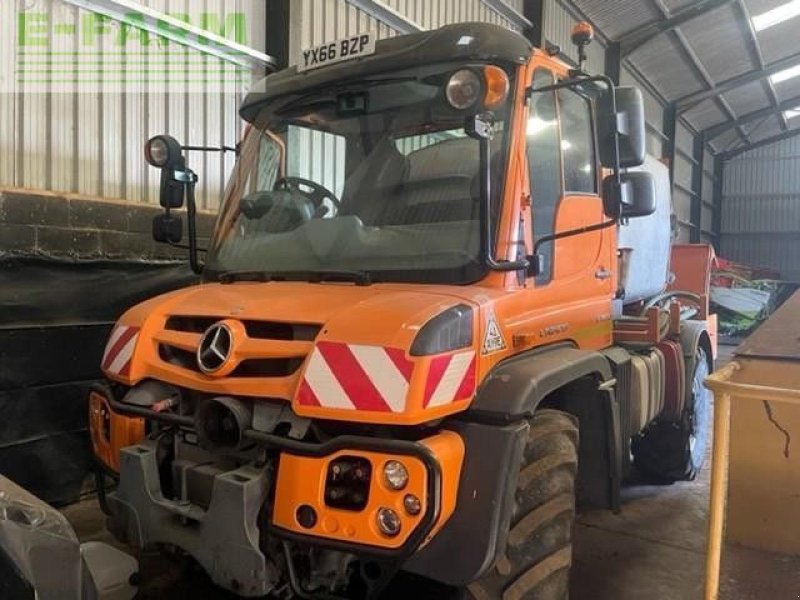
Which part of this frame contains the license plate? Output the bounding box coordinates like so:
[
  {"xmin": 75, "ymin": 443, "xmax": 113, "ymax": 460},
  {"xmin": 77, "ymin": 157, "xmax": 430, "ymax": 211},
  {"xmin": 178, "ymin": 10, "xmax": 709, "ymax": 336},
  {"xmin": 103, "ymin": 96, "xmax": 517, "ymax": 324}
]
[{"xmin": 297, "ymin": 33, "xmax": 376, "ymax": 73}]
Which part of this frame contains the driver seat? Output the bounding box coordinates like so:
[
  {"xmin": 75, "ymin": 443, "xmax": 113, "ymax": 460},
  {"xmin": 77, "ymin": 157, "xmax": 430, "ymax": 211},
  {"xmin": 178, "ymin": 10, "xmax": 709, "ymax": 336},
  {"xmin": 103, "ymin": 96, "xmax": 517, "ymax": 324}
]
[{"xmin": 338, "ymin": 136, "xmax": 410, "ymax": 226}]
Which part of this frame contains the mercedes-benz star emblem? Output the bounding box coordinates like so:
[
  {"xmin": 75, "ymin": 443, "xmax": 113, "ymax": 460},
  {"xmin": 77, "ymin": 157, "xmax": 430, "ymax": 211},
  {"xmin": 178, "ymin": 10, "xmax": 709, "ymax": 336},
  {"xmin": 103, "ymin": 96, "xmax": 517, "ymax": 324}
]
[{"xmin": 197, "ymin": 323, "xmax": 233, "ymax": 374}]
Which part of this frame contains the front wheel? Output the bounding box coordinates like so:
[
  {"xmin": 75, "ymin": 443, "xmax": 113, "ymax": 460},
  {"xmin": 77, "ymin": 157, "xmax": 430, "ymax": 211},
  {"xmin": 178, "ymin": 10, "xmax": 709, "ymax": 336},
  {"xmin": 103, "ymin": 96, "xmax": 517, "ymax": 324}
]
[{"xmin": 465, "ymin": 409, "xmax": 578, "ymax": 600}]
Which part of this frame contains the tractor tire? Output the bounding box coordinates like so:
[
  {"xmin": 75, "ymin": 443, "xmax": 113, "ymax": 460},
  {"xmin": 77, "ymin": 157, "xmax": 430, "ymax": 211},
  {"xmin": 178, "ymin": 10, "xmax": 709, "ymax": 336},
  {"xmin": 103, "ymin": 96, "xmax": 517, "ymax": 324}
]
[
  {"xmin": 632, "ymin": 348, "xmax": 712, "ymax": 481},
  {"xmin": 464, "ymin": 409, "xmax": 578, "ymax": 600}
]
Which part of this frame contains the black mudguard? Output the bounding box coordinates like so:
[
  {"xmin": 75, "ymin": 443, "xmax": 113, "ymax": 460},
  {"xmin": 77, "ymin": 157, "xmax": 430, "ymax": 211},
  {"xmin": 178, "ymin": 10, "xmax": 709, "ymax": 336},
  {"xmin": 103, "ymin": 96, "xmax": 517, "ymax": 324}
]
[{"xmin": 406, "ymin": 344, "xmax": 618, "ymax": 585}]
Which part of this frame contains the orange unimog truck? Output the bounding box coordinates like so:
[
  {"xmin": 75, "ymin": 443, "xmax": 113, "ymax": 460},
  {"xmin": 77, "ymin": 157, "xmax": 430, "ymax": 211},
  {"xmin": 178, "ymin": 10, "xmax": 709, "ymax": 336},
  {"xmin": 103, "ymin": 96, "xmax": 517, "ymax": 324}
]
[{"xmin": 88, "ymin": 22, "xmax": 716, "ymax": 600}]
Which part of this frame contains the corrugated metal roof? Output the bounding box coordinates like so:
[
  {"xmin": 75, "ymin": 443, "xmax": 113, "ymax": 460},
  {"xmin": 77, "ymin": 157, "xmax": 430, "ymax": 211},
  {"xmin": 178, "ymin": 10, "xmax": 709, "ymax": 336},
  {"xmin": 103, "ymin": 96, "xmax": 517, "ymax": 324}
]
[
  {"xmin": 746, "ymin": 116, "xmax": 795, "ymax": 142},
  {"xmin": 684, "ymin": 98, "xmax": 730, "ymax": 131},
  {"xmin": 627, "ymin": 35, "xmax": 708, "ymax": 98},
  {"xmin": 572, "ymin": 0, "xmax": 800, "ymax": 156},
  {"xmin": 663, "ymin": 0, "xmax": 699, "ymax": 11},
  {"xmin": 680, "ymin": 4, "xmax": 757, "ymax": 82},
  {"xmin": 723, "ymin": 80, "xmax": 772, "ymax": 115},
  {"xmin": 754, "ymin": 14, "xmax": 800, "ymax": 63},
  {"xmin": 712, "ymin": 129, "xmax": 744, "ymax": 153},
  {"xmin": 773, "ymin": 77, "xmax": 800, "ymax": 103},
  {"xmin": 571, "ymin": 0, "xmax": 661, "ymax": 40}
]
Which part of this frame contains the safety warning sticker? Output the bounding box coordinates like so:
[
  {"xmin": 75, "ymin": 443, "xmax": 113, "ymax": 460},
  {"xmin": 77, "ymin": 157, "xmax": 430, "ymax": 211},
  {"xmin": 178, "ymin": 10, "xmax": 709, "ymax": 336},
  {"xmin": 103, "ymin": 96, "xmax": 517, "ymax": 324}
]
[{"xmin": 482, "ymin": 314, "xmax": 507, "ymax": 355}]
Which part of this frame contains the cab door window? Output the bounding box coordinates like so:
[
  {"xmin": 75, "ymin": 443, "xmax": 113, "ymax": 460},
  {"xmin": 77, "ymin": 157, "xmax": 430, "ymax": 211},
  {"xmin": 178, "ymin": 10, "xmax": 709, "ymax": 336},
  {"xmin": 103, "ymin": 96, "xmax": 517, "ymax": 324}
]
[
  {"xmin": 527, "ymin": 68, "xmax": 562, "ymax": 285},
  {"xmin": 557, "ymin": 88, "xmax": 597, "ymax": 194}
]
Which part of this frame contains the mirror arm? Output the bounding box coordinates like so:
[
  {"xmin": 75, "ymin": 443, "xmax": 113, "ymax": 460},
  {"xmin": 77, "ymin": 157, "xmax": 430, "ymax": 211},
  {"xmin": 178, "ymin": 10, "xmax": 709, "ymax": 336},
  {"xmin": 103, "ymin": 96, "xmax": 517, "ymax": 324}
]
[
  {"xmin": 530, "ymin": 219, "xmax": 617, "ymax": 273},
  {"xmin": 183, "ymin": 172, "xmax": 204, "ymax": 275},
  {"xmin": 472, "ymin": 115, "xmax": 529, "ymax": 273}
]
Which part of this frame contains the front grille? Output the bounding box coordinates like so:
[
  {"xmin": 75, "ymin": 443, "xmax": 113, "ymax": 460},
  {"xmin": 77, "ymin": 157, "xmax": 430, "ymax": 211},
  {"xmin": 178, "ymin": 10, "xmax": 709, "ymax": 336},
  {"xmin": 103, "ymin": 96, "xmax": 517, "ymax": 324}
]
[
  {"xmin": 158, "ymin": 345, "xmax": 304, "ymax": 378},
  {"xmin": 165, "ymin": 316, "xmax": 321, "ymax": 342},
  {"xmin": 232, "ymin": 358, "xmax": 304, "ymax": 377},
  {"xmin": 159, "ymin": 344, "xmax": 197, "ymax": 371},
  {"xmin": 158, "ymin": 315, "xmax": 315, "ymax": 378}
]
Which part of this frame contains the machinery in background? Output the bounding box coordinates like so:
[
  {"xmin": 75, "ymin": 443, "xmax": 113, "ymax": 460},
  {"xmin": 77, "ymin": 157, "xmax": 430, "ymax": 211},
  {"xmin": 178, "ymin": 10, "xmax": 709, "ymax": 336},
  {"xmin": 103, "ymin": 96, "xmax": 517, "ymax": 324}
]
[{"xmin": 88, "ymin": 21, "xmax": 715, "ymax": 599}]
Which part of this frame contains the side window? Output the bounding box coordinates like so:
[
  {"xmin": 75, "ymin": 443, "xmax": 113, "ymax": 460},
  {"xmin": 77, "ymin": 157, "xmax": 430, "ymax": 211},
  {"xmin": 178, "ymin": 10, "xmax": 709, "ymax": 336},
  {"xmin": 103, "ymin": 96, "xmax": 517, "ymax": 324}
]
[
  {"xmin": 527, "ymin": 69, "xmax": 563, "ymax": 285},
  {"xmin": 557, "ymin": 88, "xmax": 597, "ymax": 194}
]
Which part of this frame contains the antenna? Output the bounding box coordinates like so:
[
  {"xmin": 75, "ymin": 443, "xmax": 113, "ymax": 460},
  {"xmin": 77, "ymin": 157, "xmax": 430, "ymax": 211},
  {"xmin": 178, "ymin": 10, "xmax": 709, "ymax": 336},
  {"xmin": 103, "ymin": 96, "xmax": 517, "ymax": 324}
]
[{"xmin": 571, "ymin": 22, "xmax": 595, "ymax": 72}]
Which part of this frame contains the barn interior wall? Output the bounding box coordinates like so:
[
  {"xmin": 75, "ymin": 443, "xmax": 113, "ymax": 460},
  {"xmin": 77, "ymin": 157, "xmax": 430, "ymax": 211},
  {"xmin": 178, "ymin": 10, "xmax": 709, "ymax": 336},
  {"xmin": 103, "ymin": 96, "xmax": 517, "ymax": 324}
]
[{"xmin": 721, "ymin": 136, "xmax": 800, "ymax": 282}]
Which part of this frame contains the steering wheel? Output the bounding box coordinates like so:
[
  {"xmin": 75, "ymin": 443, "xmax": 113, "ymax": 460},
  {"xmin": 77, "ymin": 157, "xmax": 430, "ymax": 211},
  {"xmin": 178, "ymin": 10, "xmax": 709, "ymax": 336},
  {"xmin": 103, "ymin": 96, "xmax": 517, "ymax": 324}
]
[{"xmin": 274, "ymin": 177, "xmax": 341, "ymax": 212}]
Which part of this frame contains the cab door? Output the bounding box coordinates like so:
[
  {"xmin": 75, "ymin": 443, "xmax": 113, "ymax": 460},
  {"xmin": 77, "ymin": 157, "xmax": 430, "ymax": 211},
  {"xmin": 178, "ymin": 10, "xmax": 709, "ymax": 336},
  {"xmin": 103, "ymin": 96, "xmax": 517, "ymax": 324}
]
[{"xmin": 525, "ymin": 63, "xmax": 615, "ymax": 346}]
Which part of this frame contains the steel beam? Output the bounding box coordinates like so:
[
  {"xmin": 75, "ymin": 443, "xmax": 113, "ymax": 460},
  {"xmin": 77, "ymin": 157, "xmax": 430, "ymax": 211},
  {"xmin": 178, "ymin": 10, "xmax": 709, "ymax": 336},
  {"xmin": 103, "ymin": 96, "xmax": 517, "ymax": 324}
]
[
  {"xmin": 619, "ymin": 0, "xmax": 734, "ymax": 57},
  {"xmin": 733, "ymin": 0, "xmax": 787, "ymax": 131},
  {"xmin": 721, "ymin": 127, "xmax": 800, "ymax": 160},
  {"xmin": 663, "ymin": 102, "xmax": 678, "ymax": 189},
  {"xmin": 481, "ymin": 0, "xmax": 533, "ymax": 31},
  {"xmin": 605, "ymin": 42, "xmax": 622, "ymax": 85},
  {"xmin": 265, "ymin": 0, "xmax": 291, "ymax": 69},
  {"xmin": 62, "ymin": 0, "xmax": 277, "ymax": 71},
  {"xmin": 711, "ymin": 154, "xmax": 724, "ymax": 250},
  {"xmin": 521, "ymin": 0, "xmax": 546, "ymax": 48},
  {"xmin": 677, "ymin": 50, "xmax": 800, "ymax": 112},
  {"xmin": 690, "ymin": 134, "xmax": 706, "ymax": 243},
  {"xmin": 345, "ymin": 0, "xmax": 423, "ymax": 34},
  {"xmin": 703, "ymin": 93, "xmax": 800, "ymax": 140}
]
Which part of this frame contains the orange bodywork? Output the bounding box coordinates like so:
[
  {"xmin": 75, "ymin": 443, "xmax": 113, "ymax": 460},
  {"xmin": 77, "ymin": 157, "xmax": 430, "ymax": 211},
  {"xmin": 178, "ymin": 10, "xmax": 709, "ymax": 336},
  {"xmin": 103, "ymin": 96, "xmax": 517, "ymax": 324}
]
[
  {"xmin": 92, "ymin": 51, "xmax": 634, "ymax": 555},
  {"xmin": 88, "ymin": 390, "xmax": 145, "ymax": 473},
  {"xmin": 102, "ymin": 51, "xmax": 615, "ymax": 428},
  {"xmin": 272, "ymin": 431, "xmax": 464, "ymax": 549}
]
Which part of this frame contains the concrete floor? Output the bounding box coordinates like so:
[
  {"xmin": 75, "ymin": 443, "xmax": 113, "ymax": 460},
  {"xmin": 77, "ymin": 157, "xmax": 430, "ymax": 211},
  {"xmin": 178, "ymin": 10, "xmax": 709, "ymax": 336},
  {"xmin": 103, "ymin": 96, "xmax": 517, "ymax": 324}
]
[{"xmin": 63, "ymin": 345, "xmax": 800, "ymax": 599}]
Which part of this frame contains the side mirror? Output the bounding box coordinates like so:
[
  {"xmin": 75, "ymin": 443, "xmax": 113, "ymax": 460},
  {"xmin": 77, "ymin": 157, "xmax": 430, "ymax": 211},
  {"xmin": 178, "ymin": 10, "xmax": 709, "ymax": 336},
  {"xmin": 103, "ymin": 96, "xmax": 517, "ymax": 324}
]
[
  {"xmin": 152, "ymin": 214, "xmax": 183, "ymax": 244},
  {"xmin": 598, "ymin": 86, "xmax": 646, "ymax": 169},
  {"xmin": 603, "ymin": 171, "xmax": 656, "ymax": 219}
]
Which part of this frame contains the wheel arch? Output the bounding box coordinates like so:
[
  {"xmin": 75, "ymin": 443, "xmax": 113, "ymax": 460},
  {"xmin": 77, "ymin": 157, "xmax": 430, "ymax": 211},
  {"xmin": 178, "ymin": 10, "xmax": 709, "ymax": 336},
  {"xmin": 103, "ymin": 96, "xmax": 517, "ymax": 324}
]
[
  {"xmin": 469, "ymin": 342, "xmax": 616, "ymax": 422},
  {"xmin": 679, "ymin": 320, "xmax": 714, "ymax": 395},
  {"xmin": 405, "ymin": 344, "xmax": 621, "ymax": 587}
]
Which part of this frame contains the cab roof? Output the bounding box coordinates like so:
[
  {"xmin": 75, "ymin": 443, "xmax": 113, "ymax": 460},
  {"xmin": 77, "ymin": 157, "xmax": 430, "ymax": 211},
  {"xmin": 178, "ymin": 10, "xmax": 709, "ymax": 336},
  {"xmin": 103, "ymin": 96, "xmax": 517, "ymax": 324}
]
[{"xmin": 240, "ymin": 22, "xmax": 532, "ymax": 124}]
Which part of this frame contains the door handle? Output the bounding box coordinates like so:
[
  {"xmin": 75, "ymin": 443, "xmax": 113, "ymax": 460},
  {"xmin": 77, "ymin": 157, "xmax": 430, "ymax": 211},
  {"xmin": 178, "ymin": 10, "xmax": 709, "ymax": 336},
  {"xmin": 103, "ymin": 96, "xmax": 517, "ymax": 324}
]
[{"xmin": 595, "ymin": 268, "xmax": 612, "ymax": 280}]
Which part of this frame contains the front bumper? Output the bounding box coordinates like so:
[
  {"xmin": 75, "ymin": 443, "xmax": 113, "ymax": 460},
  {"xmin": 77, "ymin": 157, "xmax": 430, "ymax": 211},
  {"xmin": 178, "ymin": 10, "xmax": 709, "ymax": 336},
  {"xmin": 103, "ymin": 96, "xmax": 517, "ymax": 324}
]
[
  {"xmin": 263, "ymin": 430, "xmax": 464, "ymax": 556},
  {"xmin": 108, "ymin": 441, "xmax": 274, "ymax": 597},
  {"xmin": 108, "ymin": 428, "xmax": 464, "ymax": 597}
]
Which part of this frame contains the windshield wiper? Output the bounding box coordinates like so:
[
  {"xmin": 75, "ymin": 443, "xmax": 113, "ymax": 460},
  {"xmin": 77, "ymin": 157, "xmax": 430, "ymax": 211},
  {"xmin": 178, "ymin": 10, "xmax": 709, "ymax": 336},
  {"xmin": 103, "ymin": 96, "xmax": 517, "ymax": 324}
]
[{"xmin": 218, "ymin": 270, "xmax": 372, "ymax": 286}]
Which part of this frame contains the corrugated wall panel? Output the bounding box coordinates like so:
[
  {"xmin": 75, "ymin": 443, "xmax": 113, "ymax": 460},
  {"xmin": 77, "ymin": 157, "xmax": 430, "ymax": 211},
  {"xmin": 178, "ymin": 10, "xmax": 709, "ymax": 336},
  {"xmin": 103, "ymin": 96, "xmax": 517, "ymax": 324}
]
[
  {"xmin": 1, "ymin": 0, "xmax": 262, "ymax": 210},
  {"xmin": 0, "ymin": 1, "xmax": 16, "ymax": 187},
  {"xmin": 673, "ymin": 122, "xmax": 695, "ymax": 241},
  {"xmin": 721, "ymin": 134, "xmax": 800, "ymax": 281},
  {"xmin": 50, "ymin": 3, "xmax": 78, "ymax": 194},
  {"xmin": 620, "ymin": 65, "xmax": 665, "ymax": 156}
]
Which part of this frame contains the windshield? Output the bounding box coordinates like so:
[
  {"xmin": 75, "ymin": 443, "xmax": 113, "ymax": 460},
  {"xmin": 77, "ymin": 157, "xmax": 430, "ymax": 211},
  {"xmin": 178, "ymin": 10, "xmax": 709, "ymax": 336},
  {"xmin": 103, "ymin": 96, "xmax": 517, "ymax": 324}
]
[{"xmin": 206, "ymin": 64, "xmax": 515, "ymax": 285}]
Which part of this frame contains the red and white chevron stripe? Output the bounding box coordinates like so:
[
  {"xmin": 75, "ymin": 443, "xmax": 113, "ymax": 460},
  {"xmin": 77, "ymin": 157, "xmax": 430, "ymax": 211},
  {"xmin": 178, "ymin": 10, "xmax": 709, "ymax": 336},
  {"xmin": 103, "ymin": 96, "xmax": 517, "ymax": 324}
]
[
  {"xmin": 423, "ymin": 351, "xmax": 476, "ymax": 408},
  {"xmin": 297, "ymin": 342, "xmax": 414, "ymax": 413},
  {"xmin": 101, "ymin": 325, "xmax": 140, "ymax": 377}
]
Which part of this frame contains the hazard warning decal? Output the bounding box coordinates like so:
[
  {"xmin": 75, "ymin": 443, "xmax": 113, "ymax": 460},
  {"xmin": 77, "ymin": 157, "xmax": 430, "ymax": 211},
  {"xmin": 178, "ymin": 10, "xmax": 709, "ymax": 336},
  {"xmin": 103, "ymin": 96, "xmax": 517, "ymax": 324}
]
[
  {"xmin": 423, "ymin": 351, "xmax": 476, "ymax": 408},
  {"xmin": 101, "ymin": 325, "xmax": 140, "ymax": 377},
  {"xmin": 297, "ymin": 342, "xmax": 415, "ymax": 413},
  {"xmin": 482, "ymin": 314, "xmax": 507, "ymax": 355}
]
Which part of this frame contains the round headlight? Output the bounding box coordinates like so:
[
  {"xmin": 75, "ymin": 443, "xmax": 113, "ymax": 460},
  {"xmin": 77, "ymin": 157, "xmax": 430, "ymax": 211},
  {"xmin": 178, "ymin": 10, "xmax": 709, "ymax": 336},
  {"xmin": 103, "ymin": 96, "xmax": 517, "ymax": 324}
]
[
  {"xmin": 145, "ymin": 135, "xmax": 182, "ymax": 169},
  {"xmin": 446, "ymin": 69, "xmax": 482, "ymax": 110},
  {"xmin": 383, "ymin": 460, "xmax": 409, "ymax": 491},
  {"xmin": 145, "ymin": 138, "xmax": 169, "ymax": 168},
  {"xmin": 376, "ymin": 507, "xmax": 402, "ymax": 537}
]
